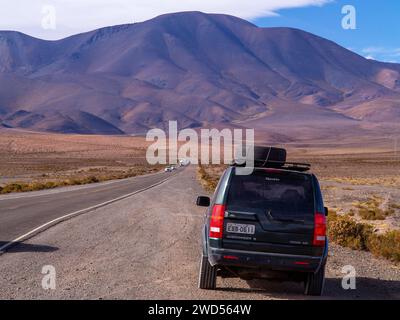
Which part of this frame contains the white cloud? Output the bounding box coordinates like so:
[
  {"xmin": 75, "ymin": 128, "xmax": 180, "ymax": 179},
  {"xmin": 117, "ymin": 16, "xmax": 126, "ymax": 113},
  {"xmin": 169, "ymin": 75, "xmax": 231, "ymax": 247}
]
[
  {"xmin": 363, "ymin": 47, "xmax": 400, "ymax": 56},
  {"xmin": 362, "ymin": 47, "xmax": 400, "ymax": 62},
  {"xmin": 362, "ymin": 47, "xmax": 384, "ymax": 54},
  {"xmin": 0, "ymin": 0, "xmax": 330, "ymax": 39}
]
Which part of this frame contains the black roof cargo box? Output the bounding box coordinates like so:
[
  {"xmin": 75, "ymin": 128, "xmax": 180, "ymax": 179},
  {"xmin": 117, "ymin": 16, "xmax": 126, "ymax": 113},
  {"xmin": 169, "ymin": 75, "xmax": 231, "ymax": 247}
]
[
  {"xmin": 234, "ymin": 146, "xmax": 286, "ymax": 167},
  {"xmin": 233, "ymin": 146, "xmax": 311, "ymax": 172}
]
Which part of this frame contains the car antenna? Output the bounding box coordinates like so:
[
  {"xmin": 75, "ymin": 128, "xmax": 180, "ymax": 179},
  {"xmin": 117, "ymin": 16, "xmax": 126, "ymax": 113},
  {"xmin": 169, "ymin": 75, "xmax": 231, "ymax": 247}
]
[{"xmin": 262, "ymin": 147, "xmax": 273, "ymax": 168}]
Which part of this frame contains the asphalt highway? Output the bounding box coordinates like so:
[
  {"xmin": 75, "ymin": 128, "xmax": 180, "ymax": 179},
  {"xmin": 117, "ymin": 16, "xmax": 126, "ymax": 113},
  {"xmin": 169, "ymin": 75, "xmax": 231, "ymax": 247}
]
[{"xmin": 0, "ymin": 170, "xmax": 175, "ymax": 242}]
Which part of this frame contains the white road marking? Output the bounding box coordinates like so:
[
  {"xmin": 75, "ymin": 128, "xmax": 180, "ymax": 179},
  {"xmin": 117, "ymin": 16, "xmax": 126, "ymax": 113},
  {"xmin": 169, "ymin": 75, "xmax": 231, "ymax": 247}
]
[
  {"xmin": 0, "ymin": 171, "xmax": 164, "ymax": 201},
  {"xmin": 0, "ymin": 173, "xmax": 178, "ymax": 255}
]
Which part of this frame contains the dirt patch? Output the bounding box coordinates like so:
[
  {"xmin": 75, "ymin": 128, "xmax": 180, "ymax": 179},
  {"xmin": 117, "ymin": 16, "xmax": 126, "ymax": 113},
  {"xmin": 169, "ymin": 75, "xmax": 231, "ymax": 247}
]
[{"xmin": 0, "ymin": 130, "xmax": 162, "ymax": 193}]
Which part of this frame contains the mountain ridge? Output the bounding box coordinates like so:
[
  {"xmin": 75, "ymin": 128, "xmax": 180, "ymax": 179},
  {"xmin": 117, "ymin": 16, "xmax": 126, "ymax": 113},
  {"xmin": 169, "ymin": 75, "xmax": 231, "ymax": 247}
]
[{"xmin": 0, "ymin": 11, "xmax": 399, "ymax": 138}]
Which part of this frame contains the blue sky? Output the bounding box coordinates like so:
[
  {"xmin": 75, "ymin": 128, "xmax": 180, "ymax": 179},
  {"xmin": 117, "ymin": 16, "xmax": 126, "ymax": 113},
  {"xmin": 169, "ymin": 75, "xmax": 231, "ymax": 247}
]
[
  {"xmin": 254, "ymin": 0, "xmax": 400, "ymax": 63},
  {"xmin": 0, "ymin": 1, "xmax": 398, "ymax": 63}
]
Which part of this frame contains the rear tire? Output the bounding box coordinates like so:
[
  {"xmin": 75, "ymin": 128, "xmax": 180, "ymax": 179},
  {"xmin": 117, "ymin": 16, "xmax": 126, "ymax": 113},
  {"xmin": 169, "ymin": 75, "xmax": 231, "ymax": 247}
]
[
  {"xmin": 198, "ymin": 254, "xmax": 217, "ymax": 290},
  {"xmin": 304, "ymin": 263, "xmax": 325, "ymax": 296}
]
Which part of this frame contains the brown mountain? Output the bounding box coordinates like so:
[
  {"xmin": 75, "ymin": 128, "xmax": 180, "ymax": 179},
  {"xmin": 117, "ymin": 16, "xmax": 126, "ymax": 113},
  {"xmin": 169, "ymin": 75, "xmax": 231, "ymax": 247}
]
[{"xmin": 0, "ymin": 11, "xmax": 399, "ymax": 138}]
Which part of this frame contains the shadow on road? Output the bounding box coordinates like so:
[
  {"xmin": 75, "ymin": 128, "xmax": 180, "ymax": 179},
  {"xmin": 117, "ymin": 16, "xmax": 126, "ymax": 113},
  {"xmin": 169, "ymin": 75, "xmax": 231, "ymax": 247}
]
[
  {"xmin": 323, "ymin": 277, "xmax": 400, "ymax": 300},
  {"xmin": 218, "ymin": 277, "xmax": 400, "ymax": 300},
  {"xmin": 0, "ymin": 241, "xmax": 58, "ymax": 254}
]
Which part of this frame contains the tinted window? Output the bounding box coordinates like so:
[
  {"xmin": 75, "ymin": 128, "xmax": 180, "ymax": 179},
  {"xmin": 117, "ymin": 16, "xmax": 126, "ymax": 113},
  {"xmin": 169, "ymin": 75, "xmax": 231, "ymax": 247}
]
[{"xmin": 226, "ymin": 170, "xmax": 314, "ymax": 217}]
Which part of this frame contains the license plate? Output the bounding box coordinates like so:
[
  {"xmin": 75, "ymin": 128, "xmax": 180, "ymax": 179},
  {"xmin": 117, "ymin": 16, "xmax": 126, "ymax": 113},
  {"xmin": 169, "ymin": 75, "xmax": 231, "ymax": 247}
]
[{"xmin": 226, "ymin": 223, "xmax": 255, "ymax": 235}]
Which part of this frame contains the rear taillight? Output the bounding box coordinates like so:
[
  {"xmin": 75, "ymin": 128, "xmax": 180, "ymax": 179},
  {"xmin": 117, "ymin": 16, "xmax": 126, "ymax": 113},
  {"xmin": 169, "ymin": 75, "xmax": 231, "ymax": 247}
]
[
  {"xmin": 313, "ymin": 212, "xmax": 326, "ymax": 247},
  {"xmin": 209, "ymin": 204, "xmax": 226, "ymax": 239},
  {"xmin": 223, "ymin": 255, "xmax": 239, "ymax": 261},
  {"xmin": 294, "ymin": 261, "xmax": 310, "ymax": 265}
]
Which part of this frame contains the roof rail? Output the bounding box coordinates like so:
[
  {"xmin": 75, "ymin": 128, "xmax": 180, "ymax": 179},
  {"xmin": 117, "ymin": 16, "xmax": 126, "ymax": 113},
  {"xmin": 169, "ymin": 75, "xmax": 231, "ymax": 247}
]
[{"xmin": 231, "ymin": 160, "xmax": 311, "ymax": 172}]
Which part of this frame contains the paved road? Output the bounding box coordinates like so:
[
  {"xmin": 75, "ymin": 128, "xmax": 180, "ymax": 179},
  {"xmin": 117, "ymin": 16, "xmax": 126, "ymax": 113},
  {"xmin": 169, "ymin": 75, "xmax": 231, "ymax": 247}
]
[
  {"xmin": 0, "ymin": 166, "xmax": 399, "ymax": 299},
  {"xmin": 0, "ymin": 170, "xmax": 176, "ymax": 242}
]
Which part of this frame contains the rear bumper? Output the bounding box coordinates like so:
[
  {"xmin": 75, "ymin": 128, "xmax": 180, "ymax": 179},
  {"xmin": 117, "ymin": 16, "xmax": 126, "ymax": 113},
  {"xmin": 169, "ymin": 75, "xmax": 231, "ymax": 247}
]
[{"xmin": 208, "ymin": 247, "xmax": 324, "ymax": 273}]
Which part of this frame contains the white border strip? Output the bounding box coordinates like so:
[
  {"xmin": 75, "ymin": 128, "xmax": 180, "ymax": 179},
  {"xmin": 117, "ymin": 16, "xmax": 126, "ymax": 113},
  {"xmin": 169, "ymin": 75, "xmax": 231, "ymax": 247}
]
[
  {"xmin": 0, "ymin": 172, "xmax": 177, "ymax": 255},
  {"xmin": 0, "ymin": 171, "xmax": 164, "ymax": 201}
]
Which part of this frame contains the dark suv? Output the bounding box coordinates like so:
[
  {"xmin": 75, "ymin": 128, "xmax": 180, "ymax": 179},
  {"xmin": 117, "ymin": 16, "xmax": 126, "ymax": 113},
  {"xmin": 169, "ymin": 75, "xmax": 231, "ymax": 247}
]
[{"xmin": 196, "ymin": 149, "xmax": 328, "ymax": 296}]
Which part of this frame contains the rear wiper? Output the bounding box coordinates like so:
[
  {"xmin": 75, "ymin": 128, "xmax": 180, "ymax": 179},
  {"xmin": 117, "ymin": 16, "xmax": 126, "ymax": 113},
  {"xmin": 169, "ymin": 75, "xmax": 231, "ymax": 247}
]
[{"xmin": 266, "ymin": 210, "xmax": 305, "ymax": 224}]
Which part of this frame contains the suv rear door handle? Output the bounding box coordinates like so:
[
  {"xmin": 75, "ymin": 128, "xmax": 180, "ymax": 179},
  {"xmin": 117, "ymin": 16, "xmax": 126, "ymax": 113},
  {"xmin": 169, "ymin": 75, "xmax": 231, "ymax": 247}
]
[{"xmin": 226, "ymin": 210, "xmax": 257, "ymax": 221}]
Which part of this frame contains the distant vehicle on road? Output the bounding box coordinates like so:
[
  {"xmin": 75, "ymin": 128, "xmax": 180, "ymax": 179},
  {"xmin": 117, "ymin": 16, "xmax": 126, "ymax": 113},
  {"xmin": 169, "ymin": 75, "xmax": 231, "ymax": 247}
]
[
  {"xmin": 196, "ymin": 146, "xmax": 328, "ymax": 296},
  {"xmin": 165, "ymin": 165, "xmax": 177, "ymax": 172},
  {"xmin": 179, "ymin": 159, "xmax": 190, "ymax": 166}
]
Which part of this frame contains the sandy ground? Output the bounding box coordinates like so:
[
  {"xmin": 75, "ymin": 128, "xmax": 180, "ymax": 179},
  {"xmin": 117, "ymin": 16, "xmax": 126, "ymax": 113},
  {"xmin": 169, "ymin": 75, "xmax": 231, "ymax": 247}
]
[
  {"xmin": 0, "ymin": 130, "xmax": 152, "ymax": 184},
  {"xmin": 0, "ymin": 167, "xmax": 399, "ymax": 300}
]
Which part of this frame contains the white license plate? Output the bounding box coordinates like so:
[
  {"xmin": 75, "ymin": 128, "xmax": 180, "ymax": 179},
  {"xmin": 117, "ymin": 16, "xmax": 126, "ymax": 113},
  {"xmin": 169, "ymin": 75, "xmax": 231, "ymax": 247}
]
[{"xmin": 226, "ymin": 223, "xmax": 255, "ymax": 235}]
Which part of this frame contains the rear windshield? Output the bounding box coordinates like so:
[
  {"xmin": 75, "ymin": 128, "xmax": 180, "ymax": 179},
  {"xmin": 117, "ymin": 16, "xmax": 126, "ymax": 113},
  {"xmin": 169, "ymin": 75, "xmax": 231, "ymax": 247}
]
[{"xmin": 226, "ymin": 170, "xmax": 315, "ymax": 217}]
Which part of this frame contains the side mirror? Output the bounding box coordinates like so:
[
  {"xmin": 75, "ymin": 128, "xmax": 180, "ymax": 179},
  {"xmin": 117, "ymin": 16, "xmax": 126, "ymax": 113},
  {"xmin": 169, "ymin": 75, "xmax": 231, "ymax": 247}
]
[
  {"xmin": 196, "ymin": 196, "xmax": 210, "ymax": 207},
  {"xmin": 324, "ymin": 207, "xmax": 329, "ymax": 216}
]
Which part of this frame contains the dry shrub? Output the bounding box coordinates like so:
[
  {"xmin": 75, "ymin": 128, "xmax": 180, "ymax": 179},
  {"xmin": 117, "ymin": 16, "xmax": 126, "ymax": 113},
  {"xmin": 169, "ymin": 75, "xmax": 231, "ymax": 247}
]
[
  {"xmin": 328, "ymin": 211, "xmax": 373, "ymax": 250},
  {"xmin": 368, "ymin": 231, "xmax": 400, "ymax": 262},
  {"xmin": 355, "ymin": 196, "xmax": 395, "ymax": 220},
  {"xmin": 197, "ymin": 165, "xmax": 221, "ymax": 193},
  {"xmin": 389, "ymin": 203, "xmax": 400, "ymax": 210},
  {"xmin": 0, "ymin": 166, "xmax": 162, "ymax": 194},
  {"xmin": 328, "ymin": 210, "xmax": 400, "ymax": 263}
]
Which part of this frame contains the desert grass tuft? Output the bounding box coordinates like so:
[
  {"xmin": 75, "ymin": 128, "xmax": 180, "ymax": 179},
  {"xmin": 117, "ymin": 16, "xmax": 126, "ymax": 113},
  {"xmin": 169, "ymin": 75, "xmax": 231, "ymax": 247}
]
[
  {"xmin": 197, "ymin": 165, "xmax": 220, "ymax": 193},
  {"xmin": 328, "ymin": 211, "xmax": 373, "ymax": 250},
  {"xmin": 328, "ymin": 210, "xmax": 400, "ymax": 263},
  {"xmin": 0, "ymin": 166, "xmax": 162, "ymax": 194},
  {"xmin": 354, "ymin": 196, "xmax": 396, "ymax": 220}
]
